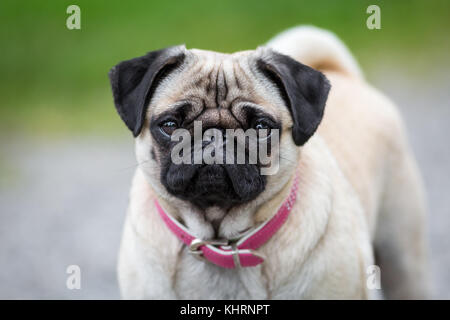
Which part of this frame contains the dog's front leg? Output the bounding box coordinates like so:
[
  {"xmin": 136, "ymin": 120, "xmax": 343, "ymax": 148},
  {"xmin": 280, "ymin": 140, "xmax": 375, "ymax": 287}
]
[{"xmin": 117, "ymin": 216, "xmax": 179, "ymax": 299}]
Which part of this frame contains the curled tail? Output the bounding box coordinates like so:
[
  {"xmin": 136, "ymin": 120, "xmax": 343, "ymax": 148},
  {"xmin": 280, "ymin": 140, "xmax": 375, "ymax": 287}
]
[{"xmin": 266, "ymin": 26, "xmax": 363, "ymax": 79}]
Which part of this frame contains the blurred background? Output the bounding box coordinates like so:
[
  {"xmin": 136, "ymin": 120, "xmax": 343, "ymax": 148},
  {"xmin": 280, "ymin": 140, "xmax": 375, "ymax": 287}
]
[{"xmin": 0, "ymin": 0, "xmax": 449, "ymax": 299}]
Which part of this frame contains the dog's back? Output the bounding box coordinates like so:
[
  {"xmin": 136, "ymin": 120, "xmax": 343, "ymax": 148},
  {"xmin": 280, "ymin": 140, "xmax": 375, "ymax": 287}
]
[{"xmin": 267, "ymin": 26, "xmax": 429, "ymax": 299}]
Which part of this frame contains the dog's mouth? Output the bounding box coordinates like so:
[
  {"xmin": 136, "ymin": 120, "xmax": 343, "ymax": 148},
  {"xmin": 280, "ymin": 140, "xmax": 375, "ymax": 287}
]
[{"xmin": 161, "ymin": 163, "xmax": 266, "ymax": 209}]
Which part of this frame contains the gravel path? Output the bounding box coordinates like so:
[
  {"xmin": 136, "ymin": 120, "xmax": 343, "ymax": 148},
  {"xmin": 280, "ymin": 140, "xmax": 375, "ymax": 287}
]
[{"xmin": 0, "ymin": 72, "xmax": 449, "ymax": 299}]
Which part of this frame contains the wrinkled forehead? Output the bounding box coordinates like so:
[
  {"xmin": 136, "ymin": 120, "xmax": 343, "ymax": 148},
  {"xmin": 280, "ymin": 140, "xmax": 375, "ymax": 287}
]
[{"xmin": 148, "ymin": 49, "xmax": 285, "ymax": 121}]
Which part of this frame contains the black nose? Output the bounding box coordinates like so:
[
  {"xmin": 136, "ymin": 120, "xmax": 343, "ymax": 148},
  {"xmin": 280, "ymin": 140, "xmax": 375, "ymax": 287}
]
[{"xmin": 162, "ymin": 162, "xmax": 266, "ymax": 209}]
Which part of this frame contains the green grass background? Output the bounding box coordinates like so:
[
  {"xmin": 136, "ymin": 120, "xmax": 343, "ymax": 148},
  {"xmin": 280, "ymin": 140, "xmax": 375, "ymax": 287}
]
[{"xmin": 0, "ymin": 0, "xmax": 449, "ymax": 136}]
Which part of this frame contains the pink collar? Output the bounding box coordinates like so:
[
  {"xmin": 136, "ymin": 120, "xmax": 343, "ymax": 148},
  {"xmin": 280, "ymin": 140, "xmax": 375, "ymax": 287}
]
[{"xmin": 154, "ymin": 172, "xmax": 300, "ymax": 269}]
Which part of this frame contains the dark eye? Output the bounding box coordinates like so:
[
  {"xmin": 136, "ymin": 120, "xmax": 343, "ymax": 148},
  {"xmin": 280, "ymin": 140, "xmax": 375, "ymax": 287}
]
[
  {"xmin": 252, "ymin": 118, "xmax": 274, "ymax": 139},
  {"xmin": 254, "ymin": 120, "xmax": 270, "ymax": 130},
  {"xmin": 253, "ymin": 118, "xmax": 271, "ymax": 130},
  {"xmin": 159, "ymin": 120, "xmax": 178, "ymax": 136}
]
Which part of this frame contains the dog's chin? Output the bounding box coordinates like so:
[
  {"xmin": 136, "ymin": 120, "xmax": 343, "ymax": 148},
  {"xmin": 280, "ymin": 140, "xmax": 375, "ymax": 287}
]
[{"xmin": 161, "ymin": 163, "xmax": 266, "ymax": 209}]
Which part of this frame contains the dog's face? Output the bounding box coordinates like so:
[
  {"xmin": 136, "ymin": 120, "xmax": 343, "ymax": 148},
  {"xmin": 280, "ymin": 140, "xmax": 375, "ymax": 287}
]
[{"xmin": 109, "ymin": 46, "xmax": 330, "ymax": 210}]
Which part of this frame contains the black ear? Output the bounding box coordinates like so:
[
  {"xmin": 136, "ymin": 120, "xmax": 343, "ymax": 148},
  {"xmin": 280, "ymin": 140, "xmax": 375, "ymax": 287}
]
[
  {"xmin": 257, "ymin": 50, "xmax": 331, "ymax": 146},
  {"xmin": 108, "ymin": 46, "xmax": 185, "ymax": 136}
]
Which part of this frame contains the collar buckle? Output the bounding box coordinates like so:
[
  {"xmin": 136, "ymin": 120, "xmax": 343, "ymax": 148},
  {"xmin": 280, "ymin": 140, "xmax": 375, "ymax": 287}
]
[{"xmin": 189, "ymin": 238, "xmax": 229, "ymax": 260}]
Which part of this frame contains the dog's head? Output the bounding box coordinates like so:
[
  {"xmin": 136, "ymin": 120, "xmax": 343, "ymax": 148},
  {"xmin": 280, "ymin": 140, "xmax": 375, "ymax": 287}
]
[{"xmin": 109, "ymin": 45, "xmax": 330, "ymax": 210}]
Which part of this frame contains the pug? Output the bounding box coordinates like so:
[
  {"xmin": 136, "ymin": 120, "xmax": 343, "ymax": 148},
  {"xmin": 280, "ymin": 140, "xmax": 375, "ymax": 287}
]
[{"xmin": 109, "ymin": 26, "xmax": 429, "ymax": 299}]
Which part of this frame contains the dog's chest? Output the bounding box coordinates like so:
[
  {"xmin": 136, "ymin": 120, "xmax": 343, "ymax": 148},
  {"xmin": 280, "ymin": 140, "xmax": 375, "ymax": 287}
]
[{"xmin": 174, "ymin": 251, "xmax": 269, "ymax": 299}]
